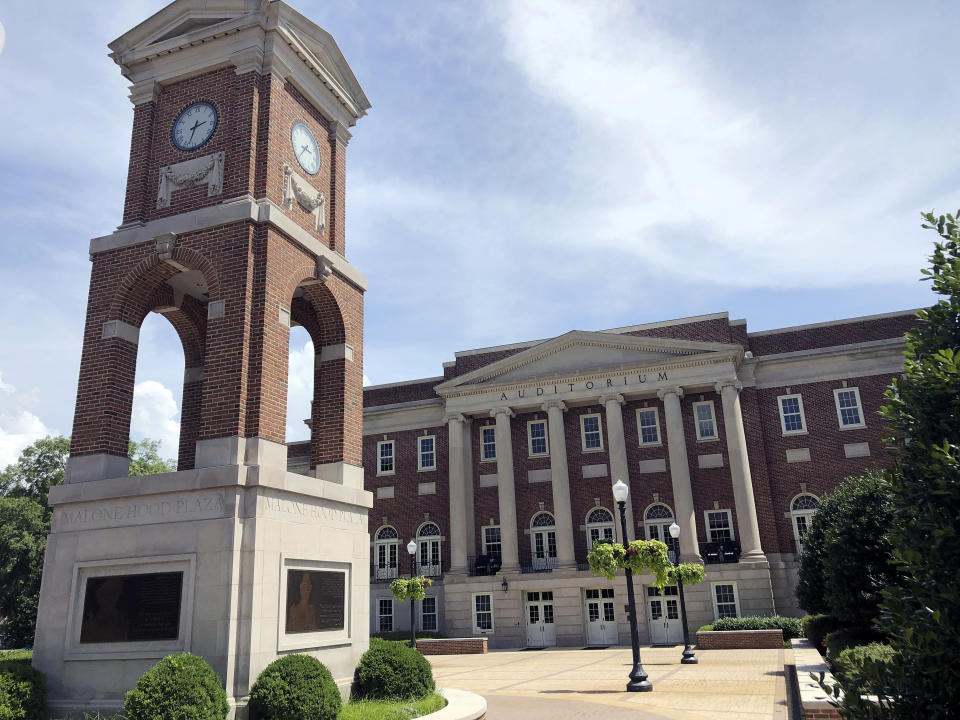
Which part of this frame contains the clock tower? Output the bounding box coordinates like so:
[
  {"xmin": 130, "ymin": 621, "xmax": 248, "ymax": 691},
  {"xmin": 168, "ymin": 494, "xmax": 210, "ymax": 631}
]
[{"xmin": 32, "ymin": 2, "xmax": 373, "ymax": 715}]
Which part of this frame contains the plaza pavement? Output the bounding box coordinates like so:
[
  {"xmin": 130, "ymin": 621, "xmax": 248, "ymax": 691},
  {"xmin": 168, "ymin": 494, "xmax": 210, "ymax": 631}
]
[{"xmin": 429, "ymin": 645, "xmax": 793, "ymax": 719}]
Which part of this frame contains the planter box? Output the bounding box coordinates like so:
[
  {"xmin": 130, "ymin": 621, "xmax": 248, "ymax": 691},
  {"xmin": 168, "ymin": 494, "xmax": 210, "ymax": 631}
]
[
  {"xmin": 696, "ymin": 629, "xmax": 783, "ymax": 649},
  {"xmin": 791, "ymin": 638, "xmax": 842, "ymax": 719},
  {"xmin": 417, "ymin": 638, "xmax": 488, "ymax": 655}
]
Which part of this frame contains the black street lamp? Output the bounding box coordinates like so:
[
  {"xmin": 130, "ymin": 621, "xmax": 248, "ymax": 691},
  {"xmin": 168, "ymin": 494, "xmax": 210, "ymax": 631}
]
[
  {"xmin": 612, "ymin": 479, "xmax": 653, "ymax": 692},
  {"xmin": 407, "ymin": 539, "xmax": 418, "ymax": 649},
  {"xmin": 668, "ymin": 522, "xmax": 697, "ymax": 664}
]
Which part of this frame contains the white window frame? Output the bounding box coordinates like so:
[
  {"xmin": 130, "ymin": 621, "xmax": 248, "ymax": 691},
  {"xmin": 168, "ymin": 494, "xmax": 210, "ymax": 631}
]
[
  {"xmin": 790, "ymin": 494, "xmax": 820, "ymax": 555},
  {"xmin": 419, "ymin": 595, "xmax": 438, "ymax": 632},
  {"xmin": 417, "ymin": 435, "xmax": 436, "ymax": 472},
  {"xmin": 777, "ymin": 394, "xmax": 807, "ymax": 436},
  {"xmin": 692, "ymin": 400, "xmax": 718, "ymax": 441},
  {"xmin": 711, "ymin": 581, "xmax": 740, "ymax": 620},
  {"xmin": 636, "ymin": 407, "xmax": 662, "ymax": 446},
  {"xmin": 585, "ymin": 507, "xmax": 615, "ymax": 549},
  {"xmin": 373, "ymin": 526, "xmax": 399, "ymax": 580},
  {"xmin": 527, "ymin": 419, "xmax": 549, "ymax": 458},
  {"xmin": 377, "ymin": 597, "xmax": 394, "ymax": 632},
  {"xmin": 703, "ymin": 509, "xmax": 736, "ymax": 543},
  {"xmin": 480, "ymin": 425, "xmax": 497, "ymax": 462},
  {"xmin": 472, "ymin": 592, "xmax": 494, "ymax": 634},
  {"xmin": 481, "ymin": 524, "xmax": 502, "ymax": 559},
  {"xmin": 376, "ymin": 440, "xmax": 395, "ymax": 476},
  {"xmin": 833, "ymin": 387, "xmax": 866, "ymax": 429},
  {"xmin": 580, "ymin": 413, "xmax": 604, "ymax": 452}
]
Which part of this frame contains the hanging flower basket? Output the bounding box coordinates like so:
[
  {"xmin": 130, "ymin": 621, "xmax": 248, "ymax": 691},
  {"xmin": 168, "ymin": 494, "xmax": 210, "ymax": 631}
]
[
  {"xmin": 390, "ymin": 576, "xmax": 433, "ymax": 601},
  {"xmin": 587, "ymin": 539, "xmax": 705, "ymax": 588}
]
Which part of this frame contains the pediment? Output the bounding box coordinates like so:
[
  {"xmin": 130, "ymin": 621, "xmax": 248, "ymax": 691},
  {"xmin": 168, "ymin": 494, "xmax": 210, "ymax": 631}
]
[
  {"xmin": 110, "ymin": 1, "xmax": 260, "ymax": 56},
  {"xmin": 436, "ymin": 331, "xmax": 742, "ymax": 394}
]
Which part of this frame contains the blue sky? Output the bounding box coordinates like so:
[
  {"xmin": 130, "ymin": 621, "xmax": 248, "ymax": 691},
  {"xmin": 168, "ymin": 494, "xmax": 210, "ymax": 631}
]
[{"xmin": 0, "ymin": 0, "xmax": 955, "ymax": 464}]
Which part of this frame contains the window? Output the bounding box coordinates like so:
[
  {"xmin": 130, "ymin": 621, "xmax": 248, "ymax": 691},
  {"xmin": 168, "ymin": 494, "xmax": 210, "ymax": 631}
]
[
  {"xmin": 693, "ymin": 401, "xmax": 718, "ymax": 441},
  {"xmin": 778, "ymin": 394, "xmax": 807, "ymax": 435},
  {"xmin": 636, "ymin": 407, "xmax": 661, "ymax": 446},
  {"xmin": 418, "ymin": 436, "xmax": 436, "ymax": 471},
  {"xmin": 377, "ymin": 440, "xmax": 395, "ymax": 475},
  {"xmin": 374, "ymin": 526, "xmax": 398, "ymax": 580},
  {"xmin": 711, "ymin": 582, "xmax": 740, "ymax": 619},
  {"xmin": 834, "ymin": 387, "xmax": 865, "ymax": 429},
  {"xmin": 791, "ymin": 494, "xmax": 820, "ymax": 554},
  {"xmin": 530, "ymin": 512, "xmax": 557, "ymax": 570},
  {"xmin": 527, "ymin": 420, "xmax": 548, "ymax": 457},
  {"xmin": 580, "ymin": 414, "xmax": 604, "ymax": 451},
  {"xmin": 481, "ymin": 426, "xmax": 497, "ymax": 462},
  {"xmin": 473, "ymin": 593, "xmax": 494, "ymax": 633},
  {"xmin": 417, "ymin": 522, "xmax": 442, "ymax": 576},
  {"xmin": 586, "ymin": 507, "xmax": 615, "ymax": 549},
  {"xmin": 420, "ymin": 596, "xmax": 438, "ymax": 632},
  {"xmin": 705, "ymin": 509, "xmax": 734, "ymax": 543},
  {"xmin": 378, "ymin": 598, "xmax": 393, "ymax": 631},
  {"xmin": 482, "ymin": 525, "xmax": 502, "ymax": 559},
  {"xmin": 644, "ymin": 504, "xmax": 679, "ymax": 558}
]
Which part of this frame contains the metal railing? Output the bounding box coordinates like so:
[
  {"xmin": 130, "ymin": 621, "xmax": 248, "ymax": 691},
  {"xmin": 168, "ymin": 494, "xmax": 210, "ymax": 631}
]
[{"xmin": 699, "ymin": 540, "xmax": 741, "ymax": 564}]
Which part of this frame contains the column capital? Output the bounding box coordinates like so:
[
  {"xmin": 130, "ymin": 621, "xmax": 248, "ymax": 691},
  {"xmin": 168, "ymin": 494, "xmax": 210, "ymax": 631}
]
[
  {"xmin": 714, "ymin": 380, "xmax": 743, "ymax": 395},
  {"xmin": 443, "ymin": 412, "xmax": 468, "ymax": 425},
  {"xmin": 541, "ymin": 399, "xmax": 567, "ymax": 413},
  {"xmin": 598, "ymin": 393, "xmax": 625, "ymax": 407},
  {"xmin": 657, "ymin": 386, "xmax": 684, "ymax": 401},
  {"xmin": 490, "ymin": 406, "xmax": 515, "ymax": 419}
]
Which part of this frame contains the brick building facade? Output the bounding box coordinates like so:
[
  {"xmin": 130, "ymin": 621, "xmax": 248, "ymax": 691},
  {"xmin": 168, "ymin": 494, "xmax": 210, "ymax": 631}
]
[{"xmin": 287, "ymin": 309, "xmax": 919, "ymax": 648}]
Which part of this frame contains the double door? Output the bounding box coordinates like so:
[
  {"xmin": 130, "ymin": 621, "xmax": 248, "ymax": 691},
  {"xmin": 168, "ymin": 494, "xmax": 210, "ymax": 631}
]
[
  {"xmin": 584, "ymin": 588, "xmax": 618, "ymax": 646},
  {"xmin": 525, "ymin": 591, "xmax": 556, "ymax": 648},
  {"xmin": 646, "ymin": 586, "xmax": 683, "ymax": 644},
  {"xmin": 418, "ymin": 539, "xmax": 441, "ymax": 577},
  {"xmin": 531, "ymin": 529, "xmax": 558, "ymax": 570}
]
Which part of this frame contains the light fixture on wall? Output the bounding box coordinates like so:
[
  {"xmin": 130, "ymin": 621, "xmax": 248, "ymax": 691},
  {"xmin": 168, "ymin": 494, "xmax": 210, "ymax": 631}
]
[{"xmin": 501, "ymin": 576, "xmax": 509, "ymax": 593}]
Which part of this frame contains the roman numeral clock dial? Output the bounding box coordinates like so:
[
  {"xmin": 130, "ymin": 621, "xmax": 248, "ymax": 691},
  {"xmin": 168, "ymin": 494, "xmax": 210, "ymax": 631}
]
[
  {"xmin": 291, "ymin": 121, "xmax": 320, "ymax": 175},
  {"xmin": 172, "ymin": 101, "xmax": 218, "ymax": 151}
]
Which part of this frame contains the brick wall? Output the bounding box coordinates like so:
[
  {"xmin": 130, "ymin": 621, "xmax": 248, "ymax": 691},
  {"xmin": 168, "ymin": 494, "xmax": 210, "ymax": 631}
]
[
  {"xmin": 696, "ymin": 629, "xmax": 783, "ymax": 649},
  {"xmin": 416, "ymin": 637, "xmax": 488, "ymax": 655}
]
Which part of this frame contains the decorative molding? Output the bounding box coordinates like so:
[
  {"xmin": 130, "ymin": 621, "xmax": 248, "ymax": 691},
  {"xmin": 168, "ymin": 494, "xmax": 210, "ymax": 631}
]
[
  {"xmin": 232, "ymin": 45, "xmax": 264, "ymax": 75},
  {"xmin": 157, "ymin": 151, "xmax": 224, "ymax": 208},
  {"xmin": 207, "ymin": 300, "xmax": 225, "ymax": 320},
  {"xmin": 715, "ymin": 380, "xmax": 743, "ymax": 395},
  {"xmin": 101, "ymin": 320, "xmax": 140, "ymax": 345},
  {"xmin": 128, "ymin": 81, "xmax": 160, "ymax": 105},
  {"xmin": 540, "ymin": 400, "xmax": 567, "ymax": 413},
  {"xmin": 657, "ymin": 386, "xmax": 684, "ymax": 401},
  {"xmin": 443, "ymin": 413, "xmax": 468, "ymax": 425},
  {"xmin": 598, "ymin": 393, "xmax": 625, "ymax": 406},
  {"xmin": 154, "ymin": 232, "xmax": 176, "ymax": 261},
  {"xmin": 489, "ymin": 407, "xmax": 515, "ymax": 419},
  {"xmin": 328, "ymin": 121, "xmax": 352, "ymax": 146},
  {"xmin": 283, "ymin": 164, "xmax": 326, "ymax": 233},
  {"xmin": 320, "ymin": 343, "xmax": 354, "ymax": 363}
]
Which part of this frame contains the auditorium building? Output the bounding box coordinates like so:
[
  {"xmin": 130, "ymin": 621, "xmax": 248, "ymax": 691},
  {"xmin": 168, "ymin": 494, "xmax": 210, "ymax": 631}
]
[{"xmin": 290, "ymin": 308, "xmax": 917, "ymax": 649}]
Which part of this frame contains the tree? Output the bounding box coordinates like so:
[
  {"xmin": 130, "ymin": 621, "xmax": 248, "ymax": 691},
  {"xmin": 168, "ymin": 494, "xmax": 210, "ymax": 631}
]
[
  {"xmin": 848, "ymin": 212, "xmax": 960, "ymax": 717},
  {"xmin": 128, "ymin": 438, "xmax": 176, "ymax": 476},
  {"xmin": 0, "ymin": 435, "xmax": 69, "ymax": 507},
  {"xmin": 0, "ymin": 497, "xmax": 48, "ymax": 648},
  {"xmin": 795, "ymin": 470, "xmax": 896, "ymax": 628}
]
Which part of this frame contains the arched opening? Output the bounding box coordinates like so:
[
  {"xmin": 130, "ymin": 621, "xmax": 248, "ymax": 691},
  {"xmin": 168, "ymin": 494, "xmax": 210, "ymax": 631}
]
[
  {"xmin": 643, "ymin": 503, "xmax": 678, "ymax": 557},
  {"xmin": 285, "ymin": 321, "xmax": 313, "ymax": 476},
  {"xmin": 790, "ymin": 494, "xmax": 820, "ymax": 554},
  {"xmin": 585, "ymin": 507, "xmax": 615, "ymax": 549},
  {"xmin": 416, "ymin": 522, "xmax": 442, "ymax": 577},
  {"xmin": 373, "ymin": 526, "xmax": 399, "ymax": 580},
  {"xmin": 530, "ymin": 511, "xmax": 557, "ymax": 570}
]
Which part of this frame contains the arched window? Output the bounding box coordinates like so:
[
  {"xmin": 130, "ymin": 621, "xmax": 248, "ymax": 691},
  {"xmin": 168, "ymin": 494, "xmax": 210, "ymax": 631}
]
[
  {"xmin": 417, "ymin": 522, "xmax": 442, "ymax": 577},
  {"xmin": 586, "ymin": 507, "xmax": 615, "ymax": 549},
  {"xmin": 530, "ymin": 512, "xmax": 557, "ymax": 570},
  {"xmin": 790, "ymin": 494, "xmax": 820, "ymax": 555},
  {"xmin": 644, "ymin": 504, "xmax": 678, "ymax": 557},
  {"xmin": 374, "ymin": 526, "xmax": 398, "ymax": 580}
]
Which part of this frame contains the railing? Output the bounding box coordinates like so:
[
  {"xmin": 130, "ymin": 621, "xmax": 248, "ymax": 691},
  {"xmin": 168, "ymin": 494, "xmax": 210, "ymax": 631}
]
[
  {"xmin": 420, "ymin": 563, "xmax": 442, "ymax": 578},
  {"xmin": 699, "ymin": 540, "xmax": 741, "ymax": 564},
  {"xmin": 519, "ymin": 550, "xmax": 558, "ymax": 573},
  {"xmin": 468, "ymin": 555, "xmax": 502, "ymax": 577},
  {"xmin": 371, "ymin": 565, "xmax": 398, "ymax": 583}
]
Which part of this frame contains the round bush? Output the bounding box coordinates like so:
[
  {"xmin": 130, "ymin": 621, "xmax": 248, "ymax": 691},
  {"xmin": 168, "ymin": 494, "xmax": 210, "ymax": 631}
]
[
  {"xmin": 353, "ymin": 639, "xmax": 435, "ymax": 700},
  {"xmin": 832, "ymin": 642, "xmax": 896, "ymax": 694},
  {"xmin": 249, "ymin": 654, "xmax": 341, "ymax": 720},
  {"xmin": 801, "ymin": 614, "xmax": 843, "ymax": 653},
  {"xmin": 0, "ymin": 653, "xmax": 46, "ymax": 720},
  {"xmin": 124, "ymin": 653, "xmax": 228, "ymax": 720}
]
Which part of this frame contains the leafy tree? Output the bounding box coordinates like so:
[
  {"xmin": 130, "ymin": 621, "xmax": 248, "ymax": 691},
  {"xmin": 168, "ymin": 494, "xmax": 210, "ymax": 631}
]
[
  {"xmin": 846, "ymin": 212, "xmax": 960, "ymax": 717},
  {"xmin": 128, "ymin": 438, "xmax": 176, "ymax": 476},
  {"xmin": 0, "ymin": 436, "xmax": 69, "ymax": 507},
  {"xmin": 795, "ymin": 470, "xmax": 896, "ymax": 628},
  {"xmin": 0, "ymin": 497, "xmax": 47, "ymax": 648}
]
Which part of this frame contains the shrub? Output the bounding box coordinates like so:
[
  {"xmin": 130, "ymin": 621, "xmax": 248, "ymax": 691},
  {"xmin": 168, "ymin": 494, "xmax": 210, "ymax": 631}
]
[
  {"xmin": 802, "ymin": 614, "xmax": 843, "ymax": 653},
  {"xmin": 824, "ymin": 627, "xmax": 881, "ymax": 659},
  {"xmin": 832, "ymin": 643, "xmax": 896, "ymax": 693},
  {"xmin": 353, "ymin": 638, "xmax": 434, "ymax": 700},
  {"xmin": 124, "ymin": 653, "xmax": 228, "ymax": 720},
  {"xmin": 371, "ymin": 631, "xmax": 444, "ymax": 643},
  {"xmin": 0, "ymin": 651, "xmax": 45, "ymax": 720},
  {"xmin": 249, "ymin": 654, "xmax": 340, "ymax": 720},
  {"xmin": 710, "ymin": 616, "xmax": 803, "ymax": 640},
  {"xmin": 697, "ymin": 624, "xmax": 714, "ymax": 633}
]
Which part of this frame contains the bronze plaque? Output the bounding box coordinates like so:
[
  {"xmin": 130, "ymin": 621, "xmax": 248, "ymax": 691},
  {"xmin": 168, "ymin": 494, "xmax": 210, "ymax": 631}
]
[
  {"xmin": 79, "ymin": 571, "xmax": 183, "ymax": 644},
  {"xmin": 285, "ymin": 569, "xmax": 345, "ymax": 634}
]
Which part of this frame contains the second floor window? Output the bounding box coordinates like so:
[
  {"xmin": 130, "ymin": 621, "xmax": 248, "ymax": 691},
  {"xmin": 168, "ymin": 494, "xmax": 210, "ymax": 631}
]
[
  {"xmin": 834, "ymin": 387, "xmax": 865, "ymax": 429},
  {"xmin": 778, "ymin": 394, "xmax": 806, "ymax": 435},
  {"xmin": 693, "ymin": 401, "xmax": 718, "ymax": 441},
  {"xmin": 581, "ymin": 414, "xmax": 603, "ymax": 451},
  {"xmin": 706, "ymin": 510, "xmax": 734, "ymax": 543},
  {"xmin": 528, "ymin": 420, "xmax": 548, "ymax": 457},
  {"xmin": 637, "ymin": 408, "xmax": 661, "ymax": 445},
  {"xmin": 481, "ymin": 426, "xmax": 497, "ymax": 461},
  {"xmin": 418, "ymin": 436, "xmax": 436, "ymax": 471},
  {"xmin": 483, "ymin": 526, "xmax": 501, "ymax": 559},
  {"xmin": 377, "ymin": 440, "xmax": 394, "ymax": 475}
]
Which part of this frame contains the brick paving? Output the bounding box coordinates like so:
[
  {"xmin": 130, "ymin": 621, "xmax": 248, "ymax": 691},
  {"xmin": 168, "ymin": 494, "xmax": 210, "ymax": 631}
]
[{"xmin": 429, "ymin": 646, "xmax": 791, "ymax": 720}]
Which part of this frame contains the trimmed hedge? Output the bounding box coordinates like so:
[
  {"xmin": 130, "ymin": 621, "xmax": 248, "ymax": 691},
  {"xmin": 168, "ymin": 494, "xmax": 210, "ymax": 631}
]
[
  {"xmin": 249, "ymin": 654, "xmax": 340, "ymax": 720},
  {"xmin": 353, "ymin": 639, "xmax": 435, "ymax": 701},
  {"xmin": 697, "ymin": 624, "xmax": 714, "ymax": 633},
  {"xmin": 824, "ymin": 627, "xmax": 882, "ymax": 659},
  {"xmin": 831, "ymin": 642, "xmax": 896, "ymax": 692},
  {"xmin": 0, "ymin": 651, "xmax": 45, "ymax": 720},
  {"xmin": 371, "ymin": 631, "xmax": 444, "ymax": 644},
  {"xmin": 124, "ymin": 653, "xmax": 228, "ymax": 720},
  {"xmin": 801, "ymin": 614, "xmax": 843, "ymax": 653},
  {"xmin": 711, "ymin": 616, "xmax": 802, "ymax": 640}
]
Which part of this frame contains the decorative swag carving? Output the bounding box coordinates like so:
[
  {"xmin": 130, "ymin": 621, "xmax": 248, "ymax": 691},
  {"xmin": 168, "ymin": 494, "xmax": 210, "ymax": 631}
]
[
  {"xmin": 156, "ymin": 151, "xmax": 224, "ymax": 208},
  {"xmin": 283, "ymin": 164, "xmax": 327, "ymax": 234}
]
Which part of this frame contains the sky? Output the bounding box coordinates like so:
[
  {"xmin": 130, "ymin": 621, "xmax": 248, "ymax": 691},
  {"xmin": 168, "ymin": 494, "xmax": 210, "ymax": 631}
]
[{"xmin": 0, "ymin": 0, "xmax": 956, "ymax": 466}]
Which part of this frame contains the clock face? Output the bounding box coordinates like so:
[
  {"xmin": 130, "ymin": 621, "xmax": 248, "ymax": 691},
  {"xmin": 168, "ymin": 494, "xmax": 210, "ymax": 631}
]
[
  {"xmin": 172, "ymin": 101, "xmax": 218, "ymax": 151},
  {"xmin": 291, "ymin": 121, "xmax": 320, "ymax": 175}
]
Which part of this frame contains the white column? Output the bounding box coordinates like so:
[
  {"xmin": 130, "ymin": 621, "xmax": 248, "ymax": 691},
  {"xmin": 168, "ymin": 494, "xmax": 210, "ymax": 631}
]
[
  {"xmin": 601, "ymin": 394, "xmax": 636, "ymax": 543},
  {"xmin": 446, "ymin": 413, "xmax": 469, "ymax": 574},
  {"xmin": 542, "ymin": 400, "xmax": 575, "ymax": 567},
  {"xmin": 715, "ymin": 381, "xmax": 765, "ymax": 563},
  {"xmin": 658, "ymin": 387, "xmax": 701, "ymax": 561},
  {"xmin": 491, "ymin": 407, "xmax": 520, "ymax": 571}
]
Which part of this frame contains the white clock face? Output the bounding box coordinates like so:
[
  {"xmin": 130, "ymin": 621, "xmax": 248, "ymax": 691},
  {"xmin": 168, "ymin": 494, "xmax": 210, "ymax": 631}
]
[
  {"xmin": 172, "ymin": 101, "xmax": 217, "ymax": 151},
  {"xmin": 291, "ymin": 121, "xmax": 320, "ymax": 175}
]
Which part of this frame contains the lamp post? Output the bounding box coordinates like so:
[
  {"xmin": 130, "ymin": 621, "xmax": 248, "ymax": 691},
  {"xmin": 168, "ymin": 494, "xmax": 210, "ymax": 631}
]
[
  {"xmin": 612, "ymin": 479, "xmax": 653, "ymax": 692},
  {"xmin": 668, "ymin": 522, "xmax": 697, "ymax": 664},
  {"xmin": 407, "ymin": 539, "xmax": 417, "ymax": 649}
]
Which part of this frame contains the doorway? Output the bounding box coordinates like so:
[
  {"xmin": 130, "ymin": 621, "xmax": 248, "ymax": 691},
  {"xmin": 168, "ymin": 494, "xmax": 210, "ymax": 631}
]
[
  {"xmin": 584, "ymin": 588, "xmax": 618, "ymax": 646},
  {"xmin": 525, "ymin": 591, "xmax": 557, "ymax": 648}
]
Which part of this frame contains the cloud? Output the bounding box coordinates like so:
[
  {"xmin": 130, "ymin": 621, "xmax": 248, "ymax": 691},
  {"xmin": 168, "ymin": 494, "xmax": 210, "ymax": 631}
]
[
  {"xmin": 130, "ymin": 380, "xmax": 180, "ymax": 462},
  {"xmin": 286, "ymin": 335, "xmax": 314, "ymax": 442},
  {"xmin": 0, "ymin": 372, "xmax": 14, "ymax": 394},
  {"xmin": 0, "ymin": 410, "xmax": 52, "ymax": 468}
]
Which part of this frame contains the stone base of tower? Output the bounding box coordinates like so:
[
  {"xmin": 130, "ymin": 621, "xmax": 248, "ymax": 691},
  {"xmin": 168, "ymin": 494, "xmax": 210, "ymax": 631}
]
[{"xmin": 32, "ymin": 451, "xmax": 372, "ymax": 719}]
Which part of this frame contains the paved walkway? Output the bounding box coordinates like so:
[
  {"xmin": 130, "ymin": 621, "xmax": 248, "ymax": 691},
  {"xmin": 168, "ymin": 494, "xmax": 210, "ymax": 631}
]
[{"xmin": 429, "ymin": 646, "xmax": 791, "ymax": 720}]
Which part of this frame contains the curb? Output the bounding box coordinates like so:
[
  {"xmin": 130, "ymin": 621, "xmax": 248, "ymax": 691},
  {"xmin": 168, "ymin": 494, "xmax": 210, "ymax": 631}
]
[{"xmin": 423, "ymin": 687, "xmax": 487, "ymax": 720}]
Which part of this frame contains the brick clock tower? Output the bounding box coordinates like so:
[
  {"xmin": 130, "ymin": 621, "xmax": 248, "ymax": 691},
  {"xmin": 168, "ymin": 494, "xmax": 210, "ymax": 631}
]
[{"xmin": 33, "ymin": 1, "xmax": 372, "ymax": 715}]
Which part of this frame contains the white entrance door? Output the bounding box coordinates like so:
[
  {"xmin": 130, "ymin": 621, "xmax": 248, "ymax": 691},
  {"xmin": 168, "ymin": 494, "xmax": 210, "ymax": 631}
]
[
  {"xmin": 531, "ymin": 530, "xmax": 558, "ymax": 570},
  {"xmin": 584, "ymin": 588, "xmax": 618, "ymax": 646},
  {"xmin": 418, "ymin": 539, "xmax": 441, "ymax": 577},
  {"xmin": 525, "ymin": 591, "xmax": 557, "ymax": 648},
  {"xmin": 646, "ymin": 586, "xmax": 683, "ymax": 644}
]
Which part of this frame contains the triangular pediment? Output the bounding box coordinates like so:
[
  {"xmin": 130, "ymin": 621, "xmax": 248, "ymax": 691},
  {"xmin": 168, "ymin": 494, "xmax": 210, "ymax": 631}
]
[{"xmin": 435, "ymin": 331, "xmax": 743, "ymax": 394}]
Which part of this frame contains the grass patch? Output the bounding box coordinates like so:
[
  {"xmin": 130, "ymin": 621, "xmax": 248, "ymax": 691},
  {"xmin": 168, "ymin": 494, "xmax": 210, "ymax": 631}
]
[{"xmin": 340, "ymin": 692, "xmax": 446, "ymax": 720}]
